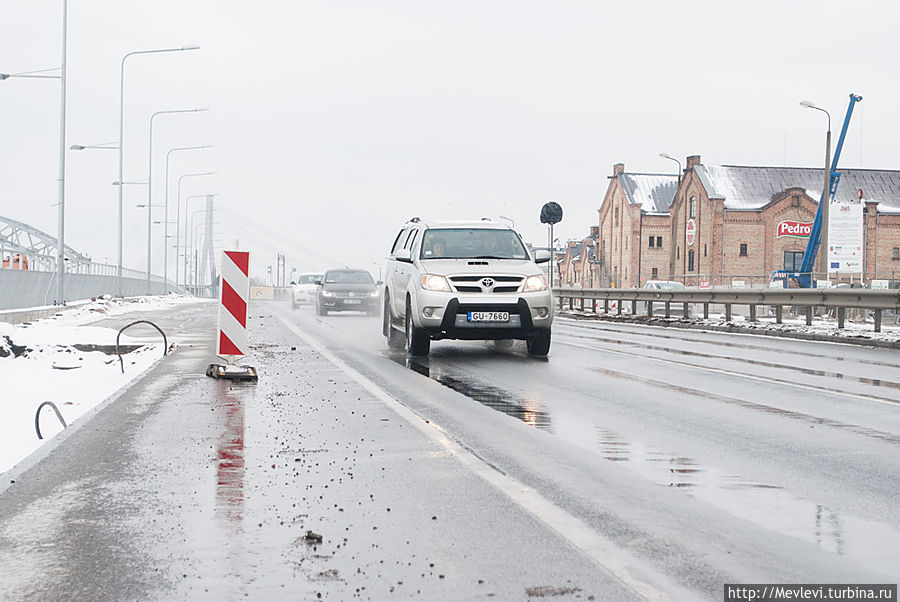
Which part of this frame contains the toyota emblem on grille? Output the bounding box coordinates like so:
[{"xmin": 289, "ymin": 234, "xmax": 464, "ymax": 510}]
[{"xmin": 481, "ymin": 278, "xmax": 495, "ymax": 288}]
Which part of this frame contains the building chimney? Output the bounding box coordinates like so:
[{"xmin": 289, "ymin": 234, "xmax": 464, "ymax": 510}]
[
  {"xmin": 590, "ymin": 225, "xmax": 599, "ymax": 238},
  {"xmin": 686, "ymin": 155, "xmax": 701, "ymax": 170},
  {"xmin": 613, "ymin": 163, "xmax": 625, "ymax": 176}
]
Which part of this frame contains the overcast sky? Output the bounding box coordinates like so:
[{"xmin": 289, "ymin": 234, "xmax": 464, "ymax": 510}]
[{"xmin": 2, "ymin": 1, "xmax": 898, "ymax": 281}]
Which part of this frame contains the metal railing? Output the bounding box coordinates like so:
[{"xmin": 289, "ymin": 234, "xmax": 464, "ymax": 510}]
[{"xmin": 553, "ymin": 286, "xmax": 900, "ymax": 333}]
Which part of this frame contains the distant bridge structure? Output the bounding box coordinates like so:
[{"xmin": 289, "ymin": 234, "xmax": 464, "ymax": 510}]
[{"xmin": 0, "ymin": 214, "xmax": 91, "ymax": 272}]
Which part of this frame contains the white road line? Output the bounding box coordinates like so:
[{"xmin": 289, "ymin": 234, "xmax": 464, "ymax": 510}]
[
  {"xmin": 275, "ymin": 312, "xmax": 690, "ymax": 602},
  {"xmin": 555, "ymin": 337, "xmax": 899, "ymax": 407}
]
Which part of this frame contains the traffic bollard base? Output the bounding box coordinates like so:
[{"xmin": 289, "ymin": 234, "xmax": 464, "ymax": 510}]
[{"xmin": 206, "ymin": 363, "xmax": 258, "ymax": 382}]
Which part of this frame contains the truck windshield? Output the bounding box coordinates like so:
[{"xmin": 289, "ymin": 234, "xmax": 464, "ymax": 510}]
[{"xmin": 420, "ymin": 229, "xmax": 528, "ymax": 260}]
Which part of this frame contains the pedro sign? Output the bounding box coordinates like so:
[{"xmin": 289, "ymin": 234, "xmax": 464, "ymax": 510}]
[{"xmin": 777, "ymin": 220, "xmax": 813, "ymax": 238}]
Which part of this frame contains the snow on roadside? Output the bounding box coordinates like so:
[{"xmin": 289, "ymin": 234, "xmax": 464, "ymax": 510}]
[{"xmin": 0, "ymin": 295, "xmax": 207, "ymax": 475}]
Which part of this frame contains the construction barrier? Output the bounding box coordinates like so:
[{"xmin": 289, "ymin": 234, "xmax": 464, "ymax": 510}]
[{"xmin": 217, "ymin": 251, "xmax": 250, "ymax": 359}]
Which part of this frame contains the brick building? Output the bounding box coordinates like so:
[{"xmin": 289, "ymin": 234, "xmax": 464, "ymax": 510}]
[{"xmin": 567, "ymin": 156, "xmax": 900, "ymax": 288}]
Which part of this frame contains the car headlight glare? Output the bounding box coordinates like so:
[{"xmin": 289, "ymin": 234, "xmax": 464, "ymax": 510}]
[
  {"xmin": 322, "ymin": 290, "xmax": 336, "ymax": 297},
  {"xmin": 420, "ymin": 274, "xmax": 452, "ymax": 292},
  {"xmin": 523, "ymin": 275, "xmax": 548, "ymax": 292}
]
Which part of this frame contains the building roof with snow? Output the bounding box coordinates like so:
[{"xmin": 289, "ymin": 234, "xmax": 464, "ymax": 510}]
[
  {"xmin": 696, "ymin": 165, "xmax": 900, "ymax": 213},
  {"xmin": 618, "ymin": 173, "xmax": 679, "ymax": 215}
]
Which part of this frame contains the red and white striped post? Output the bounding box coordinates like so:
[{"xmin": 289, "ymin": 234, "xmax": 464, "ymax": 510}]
[{"xmin": 217, "ymin": 250, "xmax": 250, "ymax": 359}]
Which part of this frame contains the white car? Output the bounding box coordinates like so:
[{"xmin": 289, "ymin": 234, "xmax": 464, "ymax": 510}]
[
  {"xmin": 291, "ymin": 273, "xmax": 322, "ymax": 309},
  {"xmin": 637, "ymin": 280, "xmax": 694, "ymax": 317},
  {"xmin": 382, "ymin": 218, "xmax": 554, "ymax": 356}
]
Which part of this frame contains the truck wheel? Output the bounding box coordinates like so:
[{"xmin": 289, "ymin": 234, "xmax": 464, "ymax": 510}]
[
  {"xmin": 526, "ymin": 328, "xmax": 551, "ymax": 357},
  {"xmin": 405, "ymin": 300, "xmax": 430, "ymax": 356}
]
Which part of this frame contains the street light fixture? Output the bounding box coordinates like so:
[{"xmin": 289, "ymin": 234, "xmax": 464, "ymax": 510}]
[
  {"xmin": 800, "ymin": 100, "xmax": 832, "ymax": 283},
  {"xmin": 147, "ymin": 107, "xmax": 209, "ymax": 294},
  {"xmin": 165, "ymin": 146, "xmax": 212, "ymax": 290},
  {"xmin": 1, "ymin": 4, "xmax": 67, "ymax": 305},
  {"xmin": 117, "ymin": 44, "xmax": 200, "ymax": 297},
  {"xmin": 176, "ymin": 173, "xmax": 216, "ymax": 287},
  {"xmin": 70, "ymin": 142, "xmax": 118, "ymax": 150}
]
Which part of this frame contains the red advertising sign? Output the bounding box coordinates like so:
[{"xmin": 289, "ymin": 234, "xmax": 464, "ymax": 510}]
[
  {"xmin": 777, "ymin": 220, "xmax": 813, "ymax": 238},
  {"xmin": 686, "ymin": 219, "xmax": 696, "ymax": 246}
]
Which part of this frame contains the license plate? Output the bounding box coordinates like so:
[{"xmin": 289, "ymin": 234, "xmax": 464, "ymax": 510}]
[
  {"xmin": 344, "ymin": 299, "xmax": 362, "ymax": 304},
  {"xmin": 467, "ymin": 311, "xmax": 509, "ymax": 322}
]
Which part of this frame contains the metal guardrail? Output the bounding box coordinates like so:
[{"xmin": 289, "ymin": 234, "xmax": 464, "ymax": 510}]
[{"xmin": 553, "ymin": 287, "xmax": 900, "ymax": 333}]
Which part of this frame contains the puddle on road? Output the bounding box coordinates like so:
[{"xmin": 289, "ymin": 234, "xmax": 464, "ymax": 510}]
[
  {"xmin": 393, "ymin": 353, "xmax": 551, "ymax": 430},
  {"xmin": 595, "ymin": 425, "xmax": 900, "ymax": 575},
  {"xmin": 392, "ymin": 351, "xmax": 900, "ymax": 575}
]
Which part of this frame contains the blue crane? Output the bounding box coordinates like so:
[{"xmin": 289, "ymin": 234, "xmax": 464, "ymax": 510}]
[{"xmin": 773, "ymin": 93, "xmax": 862, "ymax": 288}]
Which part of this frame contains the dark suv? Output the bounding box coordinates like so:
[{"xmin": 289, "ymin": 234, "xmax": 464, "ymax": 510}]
[{"xmin": 315, "ymin": 269, "xmax": 380, "ymax": 316}]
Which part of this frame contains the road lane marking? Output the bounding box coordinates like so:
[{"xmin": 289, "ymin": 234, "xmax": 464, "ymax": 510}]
[
  {"xmin": 556, "ymin": 337, "xmax": 900, "ymax": 407},
  {"xmin": 275, "ymin": 312, "xmax": 689, "ymax": 602}
]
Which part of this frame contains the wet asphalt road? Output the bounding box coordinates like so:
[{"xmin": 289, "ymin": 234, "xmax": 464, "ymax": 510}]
[{"xmin": 0, "ymin": 299, "xmax": 898, "ymax": 600}]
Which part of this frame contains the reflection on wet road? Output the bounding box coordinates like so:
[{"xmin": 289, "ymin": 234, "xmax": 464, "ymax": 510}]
[
  {"xmin": 392, "ymin": 353, "xmax": 552, "ymax": 429},
  {"xmin": 215, "ymin": 382, "xmax": 246, "ymax": 530}
]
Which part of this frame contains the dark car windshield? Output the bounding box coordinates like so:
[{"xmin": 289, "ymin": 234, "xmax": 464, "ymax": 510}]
[
  {"xmin": 420, "ymin": 228, "xmax": 528, "ymax": 260},
  {"xmin": 324, "ymin": 270, "xmax": 374, "ymax": 284}
]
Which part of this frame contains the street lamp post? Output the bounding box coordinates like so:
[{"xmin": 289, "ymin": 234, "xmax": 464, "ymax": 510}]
[
  {"xmin": 660, "ymin": 153, "xmax": 682, "ymax": 281},
  {"xmin": 800, "ymin": 100, "xmax": 832, "ymax": 284},
  {"xmin": 165, "ymin": 146, "xmax": 212, "ymax": 291},
  {"xmin": 117, "ymin": 44, "xmax": 199, "ymax": 297},
  {"xmin": 185, "ymin": 194, "xmax": 219, "ymax": 290},
  {"xmin": 147, "ymin": 108, "xmax": 208, "ymax": 295},
  {"xmin": 1, "ymin": 4, "xmax": 67, "ymax": 304},
  {"xmin": 176, "ymin": 174, "xmax": 216, "ymax": 287},
  {"xmin": 189, "ymin": 209, "xmax": 207, "ymax": 294}
]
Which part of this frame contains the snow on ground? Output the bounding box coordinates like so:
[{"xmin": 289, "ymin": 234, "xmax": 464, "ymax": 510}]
[{"xmin": 0, "ymin": 295, "xmax": 205, "ymax": 475}]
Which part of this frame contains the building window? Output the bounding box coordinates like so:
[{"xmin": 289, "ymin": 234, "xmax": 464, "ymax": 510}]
[
  {"xmin": 703, "ymin": 243, "xmax": 707, "ymax": 257},
  {"xmin": 791, "ymin": 195, "xmax": 800, "ymax": 207},
  {"xmin": 651, "ymin": 267, "xmax": 658, "ymax": 279},
  {"xmin": 614, "ymin": 207, "xmax": 619, "ymax": 226},
  {"xmin": 688, "ymin": 249, "xmax": 695, "ymax": 272},
  {"xmin": 677, "ymin": 246, "xmax": 680, "ymax": 259},
  {"xmin": 656, "ymin": 236, "xmax": 662, "ymax": 248},
  {"xmin": 689, "ymin": 197, "xmax": 696, "ymax": 219},
  {"xmin": 625, "ymin": 238, "xmax": 628, "ymax": 250},
  {"xmin": 893, "ymin": 247, "xmax": 900, "ymax": 260},
  {"xmin": 784, "ymin": 250, "xmax": 804, "ymax": 271},
  {"xmin": 648, "ymin": 236, "xmax": 655, "ymax": 248},
  {"xmin": 739, "ymin": 243, "xmax": 748, "ymax": 257}
]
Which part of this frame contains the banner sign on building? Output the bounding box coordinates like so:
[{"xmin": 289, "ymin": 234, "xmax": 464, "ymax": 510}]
[
  {"xmin": 777, "ymin": 220, "xmax": 813, "ymax": 238},
  {"xmin": 686, "ymin": 219, "xmax": 696, "ymax": 246},
  {"xmin": 828, "ymin": 202, "xmax": 863, "ymax": 273}
]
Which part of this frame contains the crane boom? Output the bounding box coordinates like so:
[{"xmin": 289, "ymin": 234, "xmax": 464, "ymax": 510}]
[{"xmin": 773, "ymin": 93, "xmax": 862, "ymax": 288}]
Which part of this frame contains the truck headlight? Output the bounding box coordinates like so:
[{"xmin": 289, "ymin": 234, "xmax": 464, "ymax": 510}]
[
  {"xmin": 522, "ymin": 275, "xmax": 547, "ymax": 292},
  {"xmin": 420, "ymin": 274, "xmax": 451, "ymax": 292}
]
